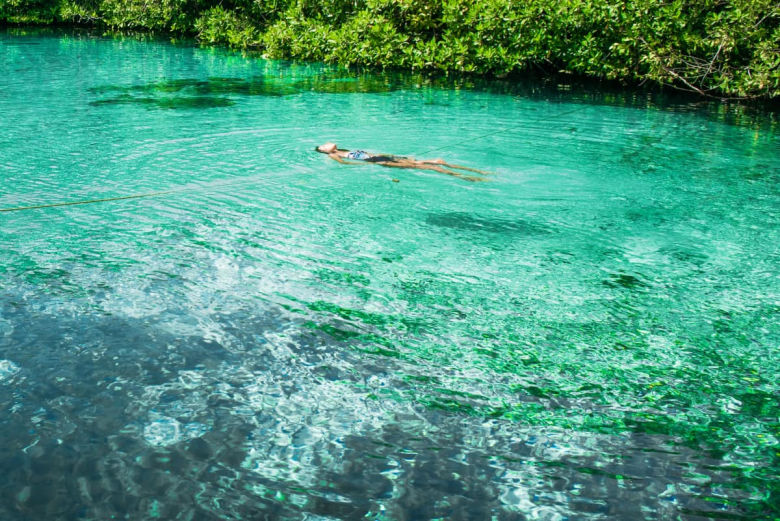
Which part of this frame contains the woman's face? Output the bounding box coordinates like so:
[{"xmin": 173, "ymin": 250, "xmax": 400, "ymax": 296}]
[{"xmin": 318, "ymin": 143, "xmax": 337, "ymax": 153}]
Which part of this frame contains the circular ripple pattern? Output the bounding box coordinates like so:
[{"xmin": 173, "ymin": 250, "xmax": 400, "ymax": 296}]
[{"xmin": 1, "ymin": 29, "xmax": 778, "ymax": 521}]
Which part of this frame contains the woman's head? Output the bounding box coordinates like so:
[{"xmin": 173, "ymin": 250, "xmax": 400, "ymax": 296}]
[{"xmin": 317, "ymin": 143, "xmax": 338, "ymax": 154}]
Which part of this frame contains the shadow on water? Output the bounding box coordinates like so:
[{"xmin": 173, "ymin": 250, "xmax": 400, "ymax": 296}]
[
  {"xmin": 602, "ymin": 272, "xmax": 650, "ymax": 290},
  {"xmin": 425, "ymin": 212, "xmax": 549, "ymax": 236}
]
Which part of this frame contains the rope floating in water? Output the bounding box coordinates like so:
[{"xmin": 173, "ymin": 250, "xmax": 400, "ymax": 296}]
[
  {"xmin": 0, "ymin": 191, "xmax": 171, "ymax": 213},
  {"xmin": 0, "ymin": 172, "xmax": 301, "ymax": 214}
]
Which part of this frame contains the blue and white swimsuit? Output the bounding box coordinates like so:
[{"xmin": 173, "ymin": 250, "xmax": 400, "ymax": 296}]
[{"xmin": 347, "ymin": 150, "xmax": 371, "ymax": 160}]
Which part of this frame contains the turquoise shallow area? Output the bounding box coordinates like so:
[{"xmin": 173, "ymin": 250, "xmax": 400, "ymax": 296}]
[{"xmin": 1, "ymin": 28, "xmax": 778, "ymax": 520}]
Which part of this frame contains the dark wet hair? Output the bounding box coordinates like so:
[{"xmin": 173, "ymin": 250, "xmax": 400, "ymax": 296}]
[{"xmin": 315, "ymin": 145, "xmax": 347, "ymax": 153}]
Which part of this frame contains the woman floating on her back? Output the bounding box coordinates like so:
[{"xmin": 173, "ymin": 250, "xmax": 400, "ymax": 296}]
[{"xmin": 316, "ymin": 143, "xmax": 489, "ymax": 182}]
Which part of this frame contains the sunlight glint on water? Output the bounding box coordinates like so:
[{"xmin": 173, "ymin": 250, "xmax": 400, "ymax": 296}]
[{"xmin": 1, "ymin": 29, "xmax": 778, "ymax": 521}]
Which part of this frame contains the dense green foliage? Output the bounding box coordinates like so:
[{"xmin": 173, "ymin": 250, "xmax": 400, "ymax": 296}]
[{"xmin": 2, "ymin": 0, "xmax": 778, "ymax": 99}]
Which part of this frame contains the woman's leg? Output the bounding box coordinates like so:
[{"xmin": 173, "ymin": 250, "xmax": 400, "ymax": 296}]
[
  {"xmin": 417, "ymin": 160, "xmax": 491, "ymax": 175},
  {"xmin": 377, "ymin": 160, "xmax": 486, "ymax": 182},
  {"xmin": 417, "ymin": 164, "xmax": 486, "ymax": 182}
]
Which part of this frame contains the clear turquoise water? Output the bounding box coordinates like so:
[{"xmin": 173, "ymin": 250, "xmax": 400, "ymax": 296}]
[{"xmin": 1, "ymin": 28, "xmax": 778, "ymax": 521}]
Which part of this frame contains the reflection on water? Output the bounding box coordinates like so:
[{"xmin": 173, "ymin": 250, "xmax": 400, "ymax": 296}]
[{"xmin": 1, "ymin": 28, "xmax": 778, "ymax": 521}]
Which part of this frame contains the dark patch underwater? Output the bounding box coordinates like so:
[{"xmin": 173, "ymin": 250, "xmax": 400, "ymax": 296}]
[
  {"xmin": 425, "ymin": 212, "xmax": 549, "ymax": 236},
  {"xmin": 89, "ymin": 94, "xmax": 236, "ymax": 109}
]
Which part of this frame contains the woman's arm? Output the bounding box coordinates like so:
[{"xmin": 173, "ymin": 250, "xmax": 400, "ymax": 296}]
[{"xmin": 329, "ymin": 153, "xmax": 364, "ymax": 165}]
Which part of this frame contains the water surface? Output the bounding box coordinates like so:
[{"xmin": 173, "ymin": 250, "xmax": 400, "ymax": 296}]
[{"xmin": 1, "ymin": 28, "xmax": 778, "ymax": 521}]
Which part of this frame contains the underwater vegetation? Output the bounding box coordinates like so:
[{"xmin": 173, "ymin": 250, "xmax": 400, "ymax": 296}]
[
  {"xmin": 89, "ymin": 92, "xmax": 236, "ymax": 109},
  {"xmin": 425, "ymin": 212, "xmax": 550, "ymax": 236},
  {"xmin": 88, "ymin": 74, "xmax": 414, "ymax": 108},
  {"xmin": 80, "ymin": 67, "xmax": 777, "ymax": 133}
]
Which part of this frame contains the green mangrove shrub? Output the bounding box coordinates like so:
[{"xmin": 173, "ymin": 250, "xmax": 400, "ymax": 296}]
[
  {"xmin": 194, "ymin": 5, "xmax": 259, "ymax": 47},
  {"xmin": 1, "ymin": 0, "xmax": 60, "ymax": 23},
  {"xmin": 1, "ymin": 0, "xmax": 778, "ymax": 99}
]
